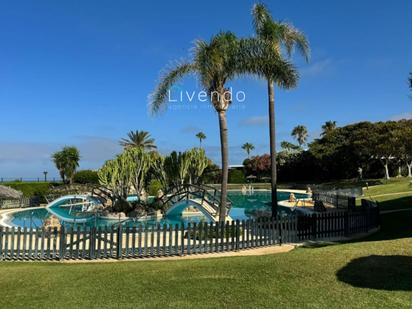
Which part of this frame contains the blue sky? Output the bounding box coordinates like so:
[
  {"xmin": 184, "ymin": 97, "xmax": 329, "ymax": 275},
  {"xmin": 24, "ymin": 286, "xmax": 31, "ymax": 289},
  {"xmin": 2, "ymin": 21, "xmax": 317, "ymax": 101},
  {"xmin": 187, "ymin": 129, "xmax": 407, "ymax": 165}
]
[{"xmin": 0, "ymin": 0, "xmax": 411, "ymax": 179}]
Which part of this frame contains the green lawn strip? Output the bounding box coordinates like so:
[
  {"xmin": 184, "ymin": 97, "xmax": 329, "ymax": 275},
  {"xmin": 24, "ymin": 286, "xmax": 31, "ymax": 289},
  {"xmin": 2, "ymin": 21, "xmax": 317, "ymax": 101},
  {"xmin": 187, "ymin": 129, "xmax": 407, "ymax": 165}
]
[
  {"xmin": 363, "ymin": 178, "xmax": 412, "ymax": 196},
  {"xmin": 0, "ymin": 212, "xmax": 412, "ymax": 308}
]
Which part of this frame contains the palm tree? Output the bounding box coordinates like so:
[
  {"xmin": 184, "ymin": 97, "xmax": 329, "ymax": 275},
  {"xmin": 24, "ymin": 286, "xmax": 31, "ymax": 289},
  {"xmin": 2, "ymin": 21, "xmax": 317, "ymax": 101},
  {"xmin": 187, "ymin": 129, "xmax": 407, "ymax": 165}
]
[
  {"xmin": 291, "ymin": 125, "xmax": 308, "ymax": 147},
  {"xmin": 52, "ymin": 146, "xmax": 80, "ymax": 184},
  {"xmin": 251, "ymin": 3, "xmax": 310, "ymax": 216},
  {"xmin": 150, "ymin": 32, "xmax": 296, "ymax": 221},
  {"xmin": 119, "ymin": 130, "xmax": 157, "ymax": 151},
  {"xmin": 196, "ymin": 132, "xmax": 206, "ymax": 148},
  {"xmin": 242, "ymin": 143, "xmax": 255, "ymax": 158},
  {"xmin": 321, "ymin": 120, "xmax": 337, "ymax": 136}
]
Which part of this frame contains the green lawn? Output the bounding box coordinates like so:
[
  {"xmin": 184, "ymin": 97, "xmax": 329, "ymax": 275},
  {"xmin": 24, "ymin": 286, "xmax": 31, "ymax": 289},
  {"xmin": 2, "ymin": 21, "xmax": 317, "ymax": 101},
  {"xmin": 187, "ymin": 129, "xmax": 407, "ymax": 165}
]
[
  {"xmin": 1, "ymin": 179, "xmax": 412, "ymax": 308},
  {"xmin": 0, "ymin": 213, "xmax": 411, "ymax": 308},
  {"xmin": 360, "ymin": 178, "xmax": 412, "ymax": 211}
]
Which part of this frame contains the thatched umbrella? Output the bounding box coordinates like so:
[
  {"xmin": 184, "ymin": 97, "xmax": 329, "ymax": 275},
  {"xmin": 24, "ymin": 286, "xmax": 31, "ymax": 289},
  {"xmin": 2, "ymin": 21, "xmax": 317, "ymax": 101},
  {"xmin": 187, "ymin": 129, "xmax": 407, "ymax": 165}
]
[{"xmin": 0, "ymin": 185, "xmax": 23, "ymax": 199}]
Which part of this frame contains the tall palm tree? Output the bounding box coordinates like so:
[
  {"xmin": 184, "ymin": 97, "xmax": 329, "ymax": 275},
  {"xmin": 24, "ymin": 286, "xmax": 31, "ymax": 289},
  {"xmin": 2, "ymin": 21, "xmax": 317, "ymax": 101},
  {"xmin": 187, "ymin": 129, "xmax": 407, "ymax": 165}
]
[
  {"xmin": 321, "ymin": 120, "xmax": 337, "ymax": 136},
  {"xmin": 242, "ymin": 142, "xmax": 255, "ymax": 158},
  {"xmin": 119, "ymin": 130, "xmax": 157, "ymax": 151},
  {"xmin": 150, "ymin": 32, "xmax": 296, "ymax": 221},
  {"xmin": 196, "ymin": 132, "xmax": 206, "ymax": 148},
  {"xmin": 252, "ymin": 3, "xmax": 310, "ymax": 216},
  {"xmin": 291, "ymin": 125, "xmax": 308, "ymax": 147}
]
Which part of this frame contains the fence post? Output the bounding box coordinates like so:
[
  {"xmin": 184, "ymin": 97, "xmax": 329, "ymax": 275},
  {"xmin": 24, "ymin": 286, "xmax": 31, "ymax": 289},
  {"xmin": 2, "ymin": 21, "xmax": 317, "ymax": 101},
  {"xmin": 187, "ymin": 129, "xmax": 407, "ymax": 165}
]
[
  {"xmin": 89, "ymin": 227, "xmax": 96, "ymax": 260},
  {"xmin": 116, "ymin": 225, "xmax": 123, "ymax": 259},
  {"xmin": 235, "ymin": 220, "xmax": 240, "ymax": 251},
  {"xmin": 59, "ymin": 226, "xmax": 65, "ymax": 260},
  {"xmin": 312, "ymin": 213, "xmax": 317, "ymax": 240},
  {"xmin": 278, "ymin": 215, "xmax": 282, "ymax": 245},
  {"xmin": 344, "ymin": 211, "xmax": 349, "ymax": 237}
]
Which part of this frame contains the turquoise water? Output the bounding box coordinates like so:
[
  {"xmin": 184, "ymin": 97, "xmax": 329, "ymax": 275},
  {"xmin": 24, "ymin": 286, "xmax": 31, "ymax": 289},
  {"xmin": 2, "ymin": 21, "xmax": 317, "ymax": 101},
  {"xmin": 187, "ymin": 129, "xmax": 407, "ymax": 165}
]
[{"xmin": 9, "ymin": 191, "xmax": 307, "ymax": 229}]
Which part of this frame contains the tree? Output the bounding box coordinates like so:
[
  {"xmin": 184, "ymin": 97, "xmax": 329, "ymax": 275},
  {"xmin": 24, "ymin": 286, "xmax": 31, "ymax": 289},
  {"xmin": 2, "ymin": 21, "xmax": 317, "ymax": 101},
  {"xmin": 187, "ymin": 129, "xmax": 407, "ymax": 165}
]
[
  {"xmin": 119, "ymin": 130, "xmax": 157, "ymax": 151},
  {"xmin": 195, "ymin": 132, "xmax": 206, "ymax": 148},
  {"xmin": 150, "ymin": 31, "xmax": 296, "ymax": 221},
  {"xmin": 291, "ymin": 125, "xmax": 309, "ymax": 147},
  {"xmin": 241, "ymin": 143, "xmax": 255, "ymax": 158},
  {"xmin": 321, "ymin": 121, "xmax": 337, "ymax": 136},
  {"xmin": 396, "ymin": 121, "xmax": 412, "ymax": 177},
  {"xmin": 251, "ymin": 3, "xmax": 309, "ymax": 216},
  {"xmin": 52, "ymin": 146, "xmax": 80, "ymax": 184},
  {"xmin": 369, "ymin": 122, "xmax": 399, "ymax": 180}
]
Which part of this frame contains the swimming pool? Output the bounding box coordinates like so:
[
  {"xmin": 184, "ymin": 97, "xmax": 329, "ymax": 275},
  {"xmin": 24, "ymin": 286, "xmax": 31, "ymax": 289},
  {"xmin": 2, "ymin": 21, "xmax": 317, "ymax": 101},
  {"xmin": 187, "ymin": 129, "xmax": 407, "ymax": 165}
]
[{"xmin": 7, "ymin": 190, "xmax": 307, "ymax": 229}]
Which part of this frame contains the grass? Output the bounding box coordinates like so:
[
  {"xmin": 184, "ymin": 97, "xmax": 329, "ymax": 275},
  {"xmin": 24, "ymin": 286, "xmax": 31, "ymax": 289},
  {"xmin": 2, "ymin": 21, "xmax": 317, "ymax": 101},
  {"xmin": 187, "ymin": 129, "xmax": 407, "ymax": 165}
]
[
  {"xmin": 1, "ymin": 179, "xmax": 412, "ymax": 308},
  {"xmin": 360, "ymin": 178, "xmax": 412, "ymax": 211},
  {"xmin": 0, "ymin": 213, "xmax": 412, "ymax": 308}
]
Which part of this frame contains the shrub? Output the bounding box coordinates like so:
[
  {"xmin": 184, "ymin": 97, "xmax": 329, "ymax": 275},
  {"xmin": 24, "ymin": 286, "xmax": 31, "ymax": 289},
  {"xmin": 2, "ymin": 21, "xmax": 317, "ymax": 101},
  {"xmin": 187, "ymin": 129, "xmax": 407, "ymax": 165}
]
[
  {"xmin": 148, "ymin": 179, "xmax": 163, "ymax": 196},
  {"xmin": 73, "ymin": 170, "xmax": 99, "ymax": 184},
  {"xmin": 228, "ymin": 169, "xmax": 245, "ymax": 184},
  {"xmin": 2, "ymin": 182, "xmax": 59, "ymax": 203},
  {"xmin": 112, "ymin": 199, "xmax": 133, "ymax": 215}
]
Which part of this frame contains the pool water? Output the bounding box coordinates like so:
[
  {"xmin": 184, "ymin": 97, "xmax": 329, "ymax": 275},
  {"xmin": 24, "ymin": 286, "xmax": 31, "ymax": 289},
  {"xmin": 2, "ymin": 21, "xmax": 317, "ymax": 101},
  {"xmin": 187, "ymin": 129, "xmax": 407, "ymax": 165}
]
[{"xmin": 9, "ymin": 191, "xmax": 307, "ymax": 229}]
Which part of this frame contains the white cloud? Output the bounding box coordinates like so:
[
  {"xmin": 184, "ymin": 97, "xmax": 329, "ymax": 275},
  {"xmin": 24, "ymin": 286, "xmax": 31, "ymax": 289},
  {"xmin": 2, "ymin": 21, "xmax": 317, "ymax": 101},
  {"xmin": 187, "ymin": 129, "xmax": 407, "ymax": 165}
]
[
  {"xmin": 0, "ymin": 136, "xmax": 122, "ymax": 178},
  {"xmin": 390, "ymin": 113, "xmax": 412, "ymax": 121},
  {"xmin": 179, "ymin": 125, "xmax": 202, "ymax": 134},
  {"xmin": 301, "ymin": 59, "xmax": 333, "ymax": 77},
  {"xmin": 239, "ymin": 116, "xmax": 267, "ymax": 126}
]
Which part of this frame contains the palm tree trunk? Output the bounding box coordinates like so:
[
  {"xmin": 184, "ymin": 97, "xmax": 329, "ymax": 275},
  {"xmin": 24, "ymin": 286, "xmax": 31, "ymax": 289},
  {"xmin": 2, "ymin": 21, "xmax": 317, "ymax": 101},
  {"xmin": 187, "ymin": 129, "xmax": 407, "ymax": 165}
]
[
  {"xmin": 268, "ymin": 79, "xmax": 278, "ymax": 217},
  {"xmin": 218, "ymin": 110, "xmax": 229, "ymax": 222}
]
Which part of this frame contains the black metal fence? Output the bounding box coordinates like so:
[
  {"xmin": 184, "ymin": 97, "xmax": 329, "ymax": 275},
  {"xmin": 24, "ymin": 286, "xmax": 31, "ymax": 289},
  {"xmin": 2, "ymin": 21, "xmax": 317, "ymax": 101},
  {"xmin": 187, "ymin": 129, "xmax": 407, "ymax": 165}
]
[
  {"xmin": 0, "ymin": 208, "xmax": 380, "ymax": 261},
  {"xmin": 312, "ymin": 192, "xmax": 357, "ymax": 210}
]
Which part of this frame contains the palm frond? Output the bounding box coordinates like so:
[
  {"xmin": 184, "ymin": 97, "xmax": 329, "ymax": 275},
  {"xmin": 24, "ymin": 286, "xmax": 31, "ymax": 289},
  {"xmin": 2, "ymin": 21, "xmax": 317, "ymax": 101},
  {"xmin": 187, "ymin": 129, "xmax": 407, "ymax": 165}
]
[
  {"xmin": 279, "ymin": 23, "xmax": 310, "ymax": 62},
  {"xmin": 149, "ymin": 62, "xmax": 195, "ymax": 114},
  {"xmin": 237, "ymin": 38, "xmax": 299, "ymax": 89},
  {"xmin": 252, "ymin": 3, "xmax": 272, "ymax": 37}
]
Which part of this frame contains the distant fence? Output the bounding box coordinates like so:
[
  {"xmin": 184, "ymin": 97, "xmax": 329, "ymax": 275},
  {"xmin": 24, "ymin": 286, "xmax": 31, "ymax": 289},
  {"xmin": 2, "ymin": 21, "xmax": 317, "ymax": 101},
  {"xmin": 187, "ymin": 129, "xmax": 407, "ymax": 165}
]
[
  {"xmin": 312, "ymin": 192, "xmax": 357, "ymax": 210},
  {"xmin": 0, "ymin": 178, "xmax": 61, "ymax": 183},
  {"xmin": 0, "ymin": 197, "xmax": 41, "ymax": 209},
  {"xmin": 0, "ymin": 208, "xmax": 380, "ymax": 261}
]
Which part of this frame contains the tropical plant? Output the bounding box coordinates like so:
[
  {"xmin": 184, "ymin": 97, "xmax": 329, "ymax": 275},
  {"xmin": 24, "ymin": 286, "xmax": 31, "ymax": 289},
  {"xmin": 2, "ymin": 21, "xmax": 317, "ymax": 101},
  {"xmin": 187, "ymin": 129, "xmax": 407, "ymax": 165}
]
[
  {"xmin": 196, "ymin": 132, "xmax": 206, "ymax": 148},
  {"xmin": 251, "ymin": 3, "xmax": 309, "ymax": 216},
  {"xmin": 98, "ymin": 156, "xmax": 130, "ymax": 199},
  {"xmin": 52, "ymin": 146, "xmax": 80, "ymax": 184},
  {"xmin": 321, "ymin": 121, "xmax": 337, "ymax": 136},
  {"xmin": 98, "ymin": 148, "xmax": 155, "ymax": 201},
  {"xmin": 119, "ymin": 130, "xmax": 157, "ymax": 151},
  {"xmin": 123, "ymin": 147, "xmax": 153, "ymax": 197},
  {"xmin": 150, "ymin": 31, "xmax": 295, "ymax": 221},
  {"xmin": 241, "ymin": 143, "xmax": 255, "ymax": 158},
  {"xmin": 291, "ymin": 125, "xmax": 309, "ymax": 147},
  {"xmin": 187, "ymin": 148, "xmax": 209, "ymax": 184}
]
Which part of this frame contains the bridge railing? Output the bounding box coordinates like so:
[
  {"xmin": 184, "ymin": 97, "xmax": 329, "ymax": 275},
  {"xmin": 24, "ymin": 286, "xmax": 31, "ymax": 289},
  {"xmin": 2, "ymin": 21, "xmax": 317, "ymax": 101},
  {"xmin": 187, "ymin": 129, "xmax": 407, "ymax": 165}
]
[{"xmin": 161, "ymin": 184, "xmax": 232, "ymax": 216}]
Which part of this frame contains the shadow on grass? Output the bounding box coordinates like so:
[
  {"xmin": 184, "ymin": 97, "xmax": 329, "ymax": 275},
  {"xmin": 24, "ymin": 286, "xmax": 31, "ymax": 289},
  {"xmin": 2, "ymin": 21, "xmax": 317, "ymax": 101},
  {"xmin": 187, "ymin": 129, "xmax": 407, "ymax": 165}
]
[
  {"xmin": 337, "ymin": 255, "xmax": 412, "ymax": 291},
  {"xmin": 363, "ymin": 208, "xmax": 412, "ymax": 242},
  {"xmin": 375, "ymin": 196, "xmax": 412, "ymax": 211},
  {"xmin": 302, "ymin": 203, "xmax": 412, "ymax": 248}
]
